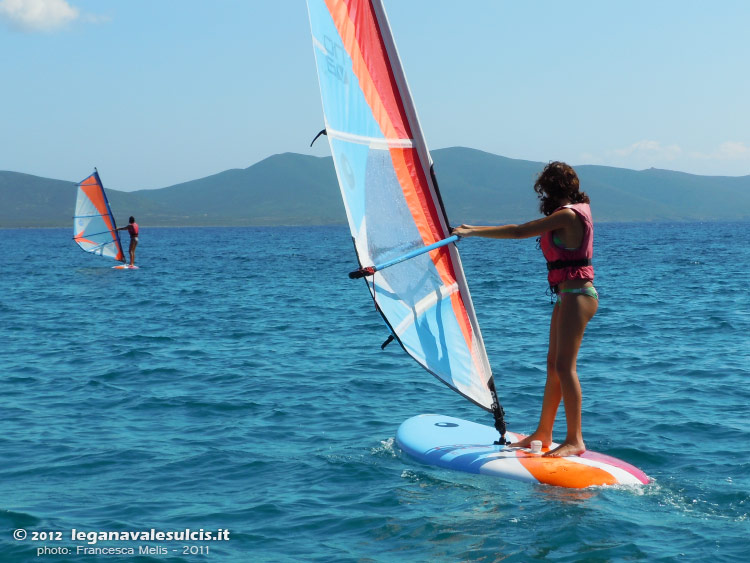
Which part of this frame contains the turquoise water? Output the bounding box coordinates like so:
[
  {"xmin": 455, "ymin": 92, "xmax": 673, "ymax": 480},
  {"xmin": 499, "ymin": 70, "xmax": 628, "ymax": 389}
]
[{"xmin": 1, "ymin": 223, "xmax": 748, "ymax": 562}]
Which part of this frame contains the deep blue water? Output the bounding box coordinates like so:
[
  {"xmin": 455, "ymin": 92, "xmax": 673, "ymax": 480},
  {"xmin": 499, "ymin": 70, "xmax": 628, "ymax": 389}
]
[{"xmin": 1, "ymin": 223, "xmax": 748, "ymax": 562}]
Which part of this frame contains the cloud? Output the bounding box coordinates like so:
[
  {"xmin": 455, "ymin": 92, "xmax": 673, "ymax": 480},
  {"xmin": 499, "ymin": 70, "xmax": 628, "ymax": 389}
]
[
  {"xmin": 612, "ymin": 140, "xmax": 750, "ymax": 165},
  {"xmin": 612, "ymin": 140, "xmax": 682, "ymax": 161},
  {"xmin": 0, "ymin": 0, "xmax": 79, "ymax": 32},
  {"xmin": 598, "ymin": 140, "xmax": 750, "ymax": 175},
  {"xmin": 691, "ymin": 141, "xmax": 750, "ymax": 161}
]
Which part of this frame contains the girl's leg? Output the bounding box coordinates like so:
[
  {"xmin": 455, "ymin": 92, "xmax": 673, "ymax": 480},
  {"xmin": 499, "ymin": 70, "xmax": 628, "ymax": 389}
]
[
  {"xmin": 512, "ymin": 303, "xmax": 563, "ymax": 448},
  {"xmin": 129, "ymin": 240, "xmax": 136, "ymax": 266},
  {"xmin": 543, "ymin": 293, "xmax": 597, "ymax": 457}
]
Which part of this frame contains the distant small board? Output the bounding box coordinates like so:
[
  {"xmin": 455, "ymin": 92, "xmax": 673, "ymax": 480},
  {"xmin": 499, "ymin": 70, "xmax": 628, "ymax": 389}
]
[
  {"xmin": 112, "ymin": 264, "xmax": 139, "ymax": 269},
  {"xmin": 396, "ymin": 414, "xmax": 649, "ymax": 488}
]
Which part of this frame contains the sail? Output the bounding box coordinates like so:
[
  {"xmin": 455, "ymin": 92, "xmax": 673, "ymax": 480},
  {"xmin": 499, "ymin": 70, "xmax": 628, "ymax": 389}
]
[
  {"xmin": 73, "ymin": 170, "xmax": 125, "ymax": 262},
  {"xmin": 307, "ymin": 0, "xmax": 495, "ymax": 411}
]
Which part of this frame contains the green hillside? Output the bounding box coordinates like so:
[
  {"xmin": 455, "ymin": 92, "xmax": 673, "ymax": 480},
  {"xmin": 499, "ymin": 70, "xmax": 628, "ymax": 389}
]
[{"xmin": 2, "ymin": 148, "xmax": 748, "ymax": 228}]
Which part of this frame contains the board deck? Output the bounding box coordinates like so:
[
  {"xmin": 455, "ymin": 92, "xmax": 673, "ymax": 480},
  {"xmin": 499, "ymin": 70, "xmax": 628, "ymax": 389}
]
[
  {"xmin": 396, "ymin": 414, "xmax": 649, "ymax": 488},
  {"xmin": 112, "ymin": 264, "xmax": 139, "ymax": 269}
]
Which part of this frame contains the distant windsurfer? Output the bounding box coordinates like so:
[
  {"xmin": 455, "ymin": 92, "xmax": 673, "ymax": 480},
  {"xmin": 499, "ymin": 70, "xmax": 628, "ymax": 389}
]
[
  {"xmin": 117, "ymin": 216, "xmax": 139, "ymax": 267},
  {"xmin": 452, "ymin": 162, "xmax": 597, "ymax": 458}
]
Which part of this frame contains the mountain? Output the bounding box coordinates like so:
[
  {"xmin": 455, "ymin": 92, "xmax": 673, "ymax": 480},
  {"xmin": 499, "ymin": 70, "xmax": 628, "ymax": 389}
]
[
  {"xmin": 2, "ymin": 147, "xmax": 749, "ymax": 228},
  {"xmin": 0, "ymin": 172, "xmax": 82, "ymax": 228},
  {"xmin": 117, "ymin": 153, "xmax": 342, "ymax": 226},
  {"xmin": 434, "ymin": 147, "xmax": 750, "ymax": 223}
]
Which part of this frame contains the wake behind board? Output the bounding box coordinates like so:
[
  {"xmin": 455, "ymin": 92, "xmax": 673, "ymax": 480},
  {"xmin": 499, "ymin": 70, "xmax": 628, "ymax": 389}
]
[
  {"xmin": 396, "ymin": 414, "xmax": 649, "ymax": 488},
  {"xmin": 112, "ymin": 264, "xmax": 139, "ymax": 269}
]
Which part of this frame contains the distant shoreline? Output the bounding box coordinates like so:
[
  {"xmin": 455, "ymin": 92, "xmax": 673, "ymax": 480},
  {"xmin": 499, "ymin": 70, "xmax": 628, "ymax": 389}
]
[{"xmin": 3, "ymin": 218, "xmax": 748, "ymax": 230}]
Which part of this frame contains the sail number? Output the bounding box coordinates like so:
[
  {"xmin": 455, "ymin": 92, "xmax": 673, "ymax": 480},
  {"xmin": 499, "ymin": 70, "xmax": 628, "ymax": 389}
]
[{"xmin": 324, "ymin": 35, "xmax": 349, "ymax": 85}]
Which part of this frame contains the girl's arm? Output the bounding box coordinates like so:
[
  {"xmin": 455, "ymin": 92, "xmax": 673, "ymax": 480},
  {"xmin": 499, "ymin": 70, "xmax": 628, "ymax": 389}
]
[{"xmin": 453, "ymin": 208, "xmax": 577, "ymax": 240}]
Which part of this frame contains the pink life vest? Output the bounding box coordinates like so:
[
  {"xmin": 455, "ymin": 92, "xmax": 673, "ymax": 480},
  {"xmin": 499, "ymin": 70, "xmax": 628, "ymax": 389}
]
[
  {"xmin": 127, "ymin": 223, "xmax": 139, "ymax": 238},
  {"xmin": 539, "ymin": 203, "xmax": 594, "ymax": 288}
]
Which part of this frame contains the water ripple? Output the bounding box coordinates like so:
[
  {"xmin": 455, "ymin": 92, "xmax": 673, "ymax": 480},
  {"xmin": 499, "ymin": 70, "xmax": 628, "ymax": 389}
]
[{"xmin": 0, "ymin": 224, "xmax": 747, "ymax": 562}]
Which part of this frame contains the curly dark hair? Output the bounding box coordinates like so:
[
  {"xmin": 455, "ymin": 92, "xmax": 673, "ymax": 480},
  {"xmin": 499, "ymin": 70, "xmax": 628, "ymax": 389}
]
[{"xmin": 533, "ymin": 161, "xmax": 590, "ymax": 216}]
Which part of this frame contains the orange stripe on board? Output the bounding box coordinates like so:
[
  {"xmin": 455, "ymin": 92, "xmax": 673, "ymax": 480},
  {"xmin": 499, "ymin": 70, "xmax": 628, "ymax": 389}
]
[{"xmin": 515, "ymin": 451, "xmax": 618, "ymax": 488}]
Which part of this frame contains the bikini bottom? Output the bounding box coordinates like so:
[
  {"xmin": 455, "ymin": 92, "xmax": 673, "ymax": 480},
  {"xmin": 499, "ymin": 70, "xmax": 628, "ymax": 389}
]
[{"xmin": 555, "ymin": 285, "xmax": 598, "ymax": 306}]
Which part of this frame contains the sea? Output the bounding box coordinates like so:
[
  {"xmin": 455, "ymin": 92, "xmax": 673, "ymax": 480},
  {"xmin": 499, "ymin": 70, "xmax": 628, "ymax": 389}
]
[{"xmin": 1, "ymin": 222, "xmax": 748, "ymax": 562}]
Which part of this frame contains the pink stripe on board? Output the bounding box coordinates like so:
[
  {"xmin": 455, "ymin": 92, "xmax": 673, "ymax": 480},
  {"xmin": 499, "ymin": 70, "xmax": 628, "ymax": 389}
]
[{"xmin": 580, "ymin": 450, "xmax": 650, "ymax": 484}]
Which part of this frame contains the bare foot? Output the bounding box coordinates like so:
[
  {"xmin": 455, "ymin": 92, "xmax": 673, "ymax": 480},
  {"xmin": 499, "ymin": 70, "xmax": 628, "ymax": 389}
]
[
  {"xmin": 542, "ymin": 441, "xmax": 585, "ymax": 457},
  {"xmin": 512, "ymin": 433, "xmax": 552, "ymax": 449}
]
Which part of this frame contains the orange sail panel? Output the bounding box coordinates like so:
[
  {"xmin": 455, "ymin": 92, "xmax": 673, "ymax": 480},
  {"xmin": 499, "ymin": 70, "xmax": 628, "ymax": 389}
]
[
  {"xmin": 73, "ymin": 170, "xmax": 125, "ymax": 262},
  {"xmin": 307, "ymin": 0, "xmax": 495, "ymax": 410}
]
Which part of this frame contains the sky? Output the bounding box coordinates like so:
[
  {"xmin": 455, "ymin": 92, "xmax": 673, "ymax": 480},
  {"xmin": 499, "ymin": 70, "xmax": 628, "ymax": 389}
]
[{"xmin": 2, "ymin": 0, "xmax": 749, "ymax": 191}]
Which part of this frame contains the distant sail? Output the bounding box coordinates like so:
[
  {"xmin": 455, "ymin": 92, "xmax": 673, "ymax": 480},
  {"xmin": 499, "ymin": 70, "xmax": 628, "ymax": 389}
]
[
  {"xmin": 307, "ymin": 0, "xmax": 496, "ymax": 411},
  {"xmin": 73, "ymin": 170, "xmax": 125, "ymax": 262}
]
